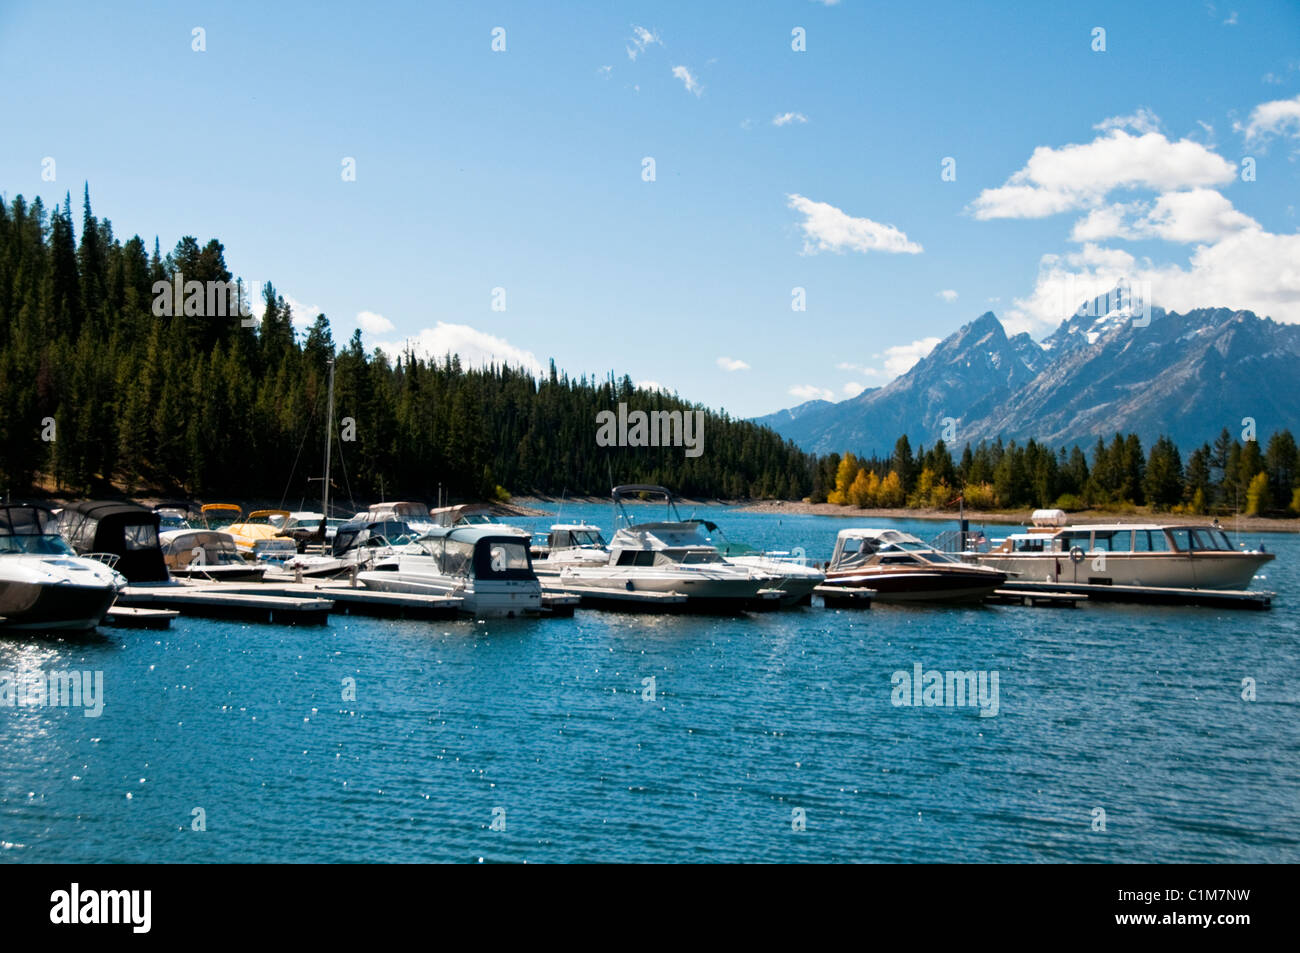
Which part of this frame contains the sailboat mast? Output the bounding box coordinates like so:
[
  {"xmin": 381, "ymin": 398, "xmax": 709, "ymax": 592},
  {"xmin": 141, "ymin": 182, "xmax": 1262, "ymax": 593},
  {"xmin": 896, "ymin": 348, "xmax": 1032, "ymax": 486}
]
[{"xmin": 323, "ymin": 358, "xmax": 335, "ymax": 519}]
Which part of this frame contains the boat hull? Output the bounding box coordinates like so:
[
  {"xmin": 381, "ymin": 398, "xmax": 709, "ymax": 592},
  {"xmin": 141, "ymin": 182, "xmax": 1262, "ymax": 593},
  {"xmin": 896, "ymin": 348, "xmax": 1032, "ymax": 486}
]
[
  {"xmin": 358, "ymin": 572, "xmax": 541, "ymax": 618},
  {"xmin": 0, "ymin": 580, "xmax": 118, "ymax": 631},
  {"xmin": 964, "ymin": 551, "xmax": 1272, "ymax": 590},
  {"xmin": 823, "ymin": 568, "xmax": 1006, "ymax": 605}
]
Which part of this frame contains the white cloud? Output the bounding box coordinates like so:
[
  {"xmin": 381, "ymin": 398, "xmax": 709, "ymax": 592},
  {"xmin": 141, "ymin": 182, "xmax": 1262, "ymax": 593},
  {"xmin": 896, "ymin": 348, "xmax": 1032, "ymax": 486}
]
[
  {"xmin": 772, "ymin": 112, "xmax": 808, "ymax": 126},
  {"xmin": 937, "ymin": 289, "xmax": 958, "ymax": 302},
  {"xmin": 969, "ymin": 129, "xmax": 1236, "ymax": 220},
  {"xmin": 357, "ymin": 310, "xmax": 394, "ymax": 334},
  {"xmin": 597, "ymin": 65, "xmax": 612, "ymax": 78},
  {"xmin": 1237, "ymin": 93, "xmax": 1300, "ymax": 146},
  {"xmin": 716, "ymin": 356, "xmax": 750, "ymax": 372},
  {"xmin": 282, "ymin": 294, "xmax": 321, "ymax": 329},
  {"xmin": 789, "ymin": 384, "xmax": 835, "ymax": 402},
  {"xmin": 671, "ymin": 65, "xmax": 702, "ymax": 96},
  {"xmin": 1003, "ymin": 227, "xmax": 1300, "ymax": 334},
  {"xmin": 786, "ymin": 193, "xmax": 923, "ymax": 255},
  {"xmin": 879, "ymin": 338, "xmax": 941, "ymax": 378},
  {"xmin": 1094, "ymin": 108, "xmax": 1162, "ymax": 135},
  {"xmin": 375, "ymin": 322, "xmax": 543, "ymax": 374},
  {"xmin": 835, "ymin": 338, "xmax": 941, "ymax": 381},
  {"xmin": 626, "ymin": 25, "xmax": 661, "ymax": 61},
  {"xmin": 842, "ymin": 381, "xmax": 865, "ymax": 398},
  {"xmin": 636, "ymin": 380, "xmax": 670, "ymax": 393},
  {"xmin": 1068, "ymin": 190, "xmax": 1258, "ymax": 244}
]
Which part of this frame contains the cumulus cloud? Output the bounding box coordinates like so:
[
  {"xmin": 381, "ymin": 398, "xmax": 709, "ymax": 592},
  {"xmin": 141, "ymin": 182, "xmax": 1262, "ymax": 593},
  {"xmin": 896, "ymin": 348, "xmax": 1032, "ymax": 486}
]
[
  {"xmin": 716, "ymin": 356, "xmax": 750, "ymax": 372},
  {"xmin": 1237, "ymin": 93, "xmax": 1300, "ymax": 147},
  {"xmin": 836, "ymin": 337, "xmax": 942, "ymax": 381},
  {"xmin": 789, "ymin": 384, "xmax": 835, "ymax": 402},
  {"xmin": 376, "ymin": 322, "xmax": 543, "ymax": 374},
  {"xmin": 636, "ymin": 380, "xmax": 670, "ymax": 393},
  {"xmin": 626, "ymin": 25, "xmax": 661, "ymax": 60},
  {"xmin": 1003, "ymin": 228, "xmax": 1300, "ymax": 335},
  {"xmin": 1094, "ymin": 108, "xmax": 1163, "ymax": 135},
  {"xmin": 357, "ymin": 310, "xmax": 395, "ymax": 334},
  {"xmin": 786, "ymin": 193, "xmax": 922, "ymax": 255},
  {"xmin": 672, "ymin": 64, "xmax": 702, "ymax": 96},
  {"xmin": 842, "ymin": 381, "xmax": 865, "ymax": 398},
  {"xmin": 937, "ymin": 289, "xmax": 958, "ymax": 302},
  {"xmin": 772, "ymin": 112, "xmax": 808, "ymax": 126},
  {"xmin": 1069, "ymin": 189, "xmax": 1258, "ymax": 244},
  {"xmin": 968, "ymin": 129, "xmax": 1236, "ymax": 220}
]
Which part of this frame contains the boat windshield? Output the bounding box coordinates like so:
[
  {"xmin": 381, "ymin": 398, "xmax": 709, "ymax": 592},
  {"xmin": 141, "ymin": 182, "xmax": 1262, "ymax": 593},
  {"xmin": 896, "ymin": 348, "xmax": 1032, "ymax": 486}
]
[
  {"xmin": 0, "ymin": 532, "xmax": 76, "ymax": 556},
  {"xmin": 1169, "ymin": 527, "xmax": 1237, "ymax": 552}
]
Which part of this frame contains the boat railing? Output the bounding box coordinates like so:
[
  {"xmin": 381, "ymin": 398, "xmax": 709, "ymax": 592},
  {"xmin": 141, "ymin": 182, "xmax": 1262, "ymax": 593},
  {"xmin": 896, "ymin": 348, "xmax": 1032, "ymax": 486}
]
[{"xmin": 82, "ymin": 552, "xmax": 121, "ymax": 569}]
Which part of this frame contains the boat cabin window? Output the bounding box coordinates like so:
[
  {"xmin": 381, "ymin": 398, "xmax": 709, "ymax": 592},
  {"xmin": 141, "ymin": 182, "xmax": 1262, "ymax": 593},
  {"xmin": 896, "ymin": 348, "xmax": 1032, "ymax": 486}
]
[
  {"xmin": 674, "ymin": 548, "xmax": 722, "ymax": 564},
  {"xmin": 1012, "ymin": 537, "xmax": 1047, "ymax": 552},
  {"xmin": 1186, "ymin": 528, "xmax": 1234, "ymax": 551},
  {"xmin": 1168, "ymin": 529, "xmax": 1193, "ymax": 552},
  {"xmin": 878, "ymin": 552, "xmax": 923, "ymax": 565},
  {"xmin": 1132, "ymin": 529, "xmax": 1171, "ymax": 552},
  {"xmin": 1089, "ymin": 530, "xmax": 1133, "ymax": 552},
  {"xmin": 123, "ymin": 523, "xmax": 159, "ymax": 551},
  {"xmin": 474, "ymin": 539, "xmax": 534, "ymax": 580},
  {"xmin": 616, "ymin": 550, "xmax": 658, "ymax": 567}
]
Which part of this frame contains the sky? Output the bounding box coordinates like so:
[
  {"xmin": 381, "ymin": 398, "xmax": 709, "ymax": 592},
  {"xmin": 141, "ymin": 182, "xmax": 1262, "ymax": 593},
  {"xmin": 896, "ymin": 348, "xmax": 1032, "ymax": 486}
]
[{"xmin": 2, "ymin": 0, "xmax": 1299, "ymax": 418}]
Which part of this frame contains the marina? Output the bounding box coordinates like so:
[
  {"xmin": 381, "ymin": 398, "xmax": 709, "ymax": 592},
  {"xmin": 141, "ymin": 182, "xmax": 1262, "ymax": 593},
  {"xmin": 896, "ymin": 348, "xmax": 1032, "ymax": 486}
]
[{"xmin": 1, "ymin": 500, "xmax": 1294, "ymax": 865}]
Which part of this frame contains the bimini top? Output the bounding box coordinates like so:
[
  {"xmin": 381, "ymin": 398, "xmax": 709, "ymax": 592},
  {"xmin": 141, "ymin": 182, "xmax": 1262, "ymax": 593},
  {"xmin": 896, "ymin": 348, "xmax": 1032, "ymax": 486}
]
[
  {"xmin": 835, "ymin": 528, "xmax": 926, "ymax": 546},
  {"xmin": 417, "ymin": 523, "xmax": 529, "ymax": 544}
]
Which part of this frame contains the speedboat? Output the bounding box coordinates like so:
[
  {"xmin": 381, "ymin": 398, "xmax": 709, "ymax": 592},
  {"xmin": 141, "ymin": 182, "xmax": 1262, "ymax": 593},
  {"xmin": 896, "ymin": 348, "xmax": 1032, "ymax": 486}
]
[
  {"xmin": 160, "ymin": 529, "xmax": 267, "ymax": 581},
  {"xmin": 548, "ymin": 485, "xmax": 785, "ymax": 610},
  {"xmin": 0, "ymin": 505, "xmax": 125, "ymax": 631},
  {"xmin": 532, "ymin": 523, "xmax": 610, "ymax": 572},
  {"xmin": 272, "ymin": 518, "xmax": 418, "ymax": 579},
  {"xmin": 357, "ymin": 524, "xmax": 543, "ymax": 617},
  {"xmin": 822, "ymin": 528, "xmax": 1006, "ymax": 604},
  {"xmin": 961, "ymin": 510, "xmax": 1273, "ymax": 589},
  {"xmin": 224, "ymin": 509, "xmax": 291, "ymax": 555}
]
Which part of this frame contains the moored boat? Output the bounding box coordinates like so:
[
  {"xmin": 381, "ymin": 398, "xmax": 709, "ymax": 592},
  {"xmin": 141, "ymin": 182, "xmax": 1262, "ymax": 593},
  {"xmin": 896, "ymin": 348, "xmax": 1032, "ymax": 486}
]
[
  {"xmin": 0, "ymin": 504, "xmax": 125, "ymax": 631},
  {"xmin": 822, "ymin": 528, "xmax": 1006, "ymax": 604},
  {"xmin": 960, "ymin": 512, "xmax": 1274, "ymax": 590},
  {"xmin": 357, "ymin": 524, "xmax": 543, "ymax": 618}
]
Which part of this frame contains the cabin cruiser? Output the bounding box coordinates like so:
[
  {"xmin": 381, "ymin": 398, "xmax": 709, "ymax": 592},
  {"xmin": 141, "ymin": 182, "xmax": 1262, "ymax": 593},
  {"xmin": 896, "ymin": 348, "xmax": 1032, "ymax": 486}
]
[
  {"xmin": 961, "ymin": 510, "xmax": 1273, "ymax": 589},
  {"xmin": 159, "ymin": 529, "xmax": 267, "ymax": 581},
  {"xmin": 548, "ymin": 486, "xmax": 785, "ymax": 610},
  {"xmin": 532, "ymin": 524, "xmax": 610, "ymax": 571},
  {"xmin": 271, "ymin": 518, "xmax": 417, "ymax": 579},
  {"xmin": 357, "ymin": 524, "xmax": 543, "ymax": 617},
  {"xmin": 0, "ymin": 505, "xmax": 125, "ymax": 631},
  {"xmin": 58, "ymin": 501, "xmax": 170, "ymax": 583},
  {"xmin": 822, "ymin": 528, "xmax": 1006, "ymax": 604},
  {"xmin": 359, "ymin": 501, "xmax": 437, "ymax": 535}
]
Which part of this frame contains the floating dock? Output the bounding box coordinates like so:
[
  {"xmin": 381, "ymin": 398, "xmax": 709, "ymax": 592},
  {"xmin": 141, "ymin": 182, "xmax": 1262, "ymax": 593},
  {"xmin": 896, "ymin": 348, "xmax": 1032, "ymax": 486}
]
[
  {"xmin": 103, "ymin": 605, "xmax": 178, "ymax": 629},
  {"xmin": 998, "ymin": 580, "xmax": 1272, "ymax": 610},
  {"xmin": 987, "ymin": 588, "xmax": 1086, "ymax": 608},
  {"xmin": 268, "ymin": 582, "xmax": 463, "ymax": 619},
  {"xmin": 544, "ymin": 585, "xmax": 689, "ymax": 612},
  {"xmin": 117, "ymin": 584, "xmax": 333, "ymax": 625},
  {"xmin": 812, "ymin": 585, "xmax": 875, "ymax": 609}
]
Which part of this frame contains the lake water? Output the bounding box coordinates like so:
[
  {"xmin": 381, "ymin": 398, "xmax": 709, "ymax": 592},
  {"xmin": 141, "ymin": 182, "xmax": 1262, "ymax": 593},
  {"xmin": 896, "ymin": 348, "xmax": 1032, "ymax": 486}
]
[{"xmin": 2, "ymin": 503, "xmax": 1297, "ymax": 863}]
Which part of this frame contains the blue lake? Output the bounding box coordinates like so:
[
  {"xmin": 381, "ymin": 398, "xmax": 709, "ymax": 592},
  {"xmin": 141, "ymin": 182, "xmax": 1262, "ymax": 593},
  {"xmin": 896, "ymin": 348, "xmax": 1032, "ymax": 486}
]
[{"xmin": 2, "ymin": 503, "xmax": 1297, "ymax": 863}]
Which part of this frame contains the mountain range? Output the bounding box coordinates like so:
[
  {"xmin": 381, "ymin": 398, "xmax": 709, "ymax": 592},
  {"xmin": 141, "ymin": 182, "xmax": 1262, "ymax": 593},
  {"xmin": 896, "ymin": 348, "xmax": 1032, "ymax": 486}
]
[{"xmin": 754, "ymin": 295, "xmax": 1300, "ymax": 455}]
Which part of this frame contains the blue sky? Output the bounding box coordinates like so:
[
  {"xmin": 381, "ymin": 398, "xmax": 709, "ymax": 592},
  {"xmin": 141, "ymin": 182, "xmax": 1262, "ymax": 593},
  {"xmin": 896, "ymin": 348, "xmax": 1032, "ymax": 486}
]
[{"xmin": 3, "ymin": 0, "xmax": 1299, "ymax": 418}]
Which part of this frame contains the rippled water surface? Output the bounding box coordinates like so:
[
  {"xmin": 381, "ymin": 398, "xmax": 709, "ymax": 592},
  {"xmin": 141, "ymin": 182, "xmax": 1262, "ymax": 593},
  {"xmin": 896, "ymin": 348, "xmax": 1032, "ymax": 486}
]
[{"xmin": 2, "ymin": 505, "xmax": 1297, "ymax": 863}]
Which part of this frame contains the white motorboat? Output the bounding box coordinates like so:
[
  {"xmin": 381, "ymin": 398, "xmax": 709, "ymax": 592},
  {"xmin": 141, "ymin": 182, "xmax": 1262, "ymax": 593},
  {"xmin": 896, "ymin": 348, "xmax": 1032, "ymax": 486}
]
[
  {"xmin": 357, "ymin": 524, "xmax": 543, "ymax": 617},
  {"xmin": 961, "ymin": 510, "xmax": 1273, "ymax": 590},
  {"xmin": 160, "ymin": 529, "xmax": 267, "ymax": 581},
  {"xmin": 271, "ymin": 518, "xmax": 417, "ymax": 580},
  {"xmin": 0, "ymin": 505, "xmax": 126, "ymax": 631},
  {"xmin": 548, "ymin": 485, "xmax": 784, "ymax": 610}
]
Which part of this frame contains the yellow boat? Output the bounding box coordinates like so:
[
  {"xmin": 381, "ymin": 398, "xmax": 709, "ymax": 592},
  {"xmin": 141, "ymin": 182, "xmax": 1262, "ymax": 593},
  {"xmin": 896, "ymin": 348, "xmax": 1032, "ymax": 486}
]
[
  {"xmin": 226, "ymin": 509, "xmax": 291, "ymax": 555},
  {"xmin": 201, "ymin": 505, "xmax": 291, "ymax": 555}
]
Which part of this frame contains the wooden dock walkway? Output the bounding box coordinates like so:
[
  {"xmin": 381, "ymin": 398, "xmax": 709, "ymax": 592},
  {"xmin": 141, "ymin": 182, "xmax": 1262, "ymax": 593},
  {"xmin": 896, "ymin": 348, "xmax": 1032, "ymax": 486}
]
[{"xmin": 103, "ymin": 605, "xmax": 179, "ymax": 629}]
